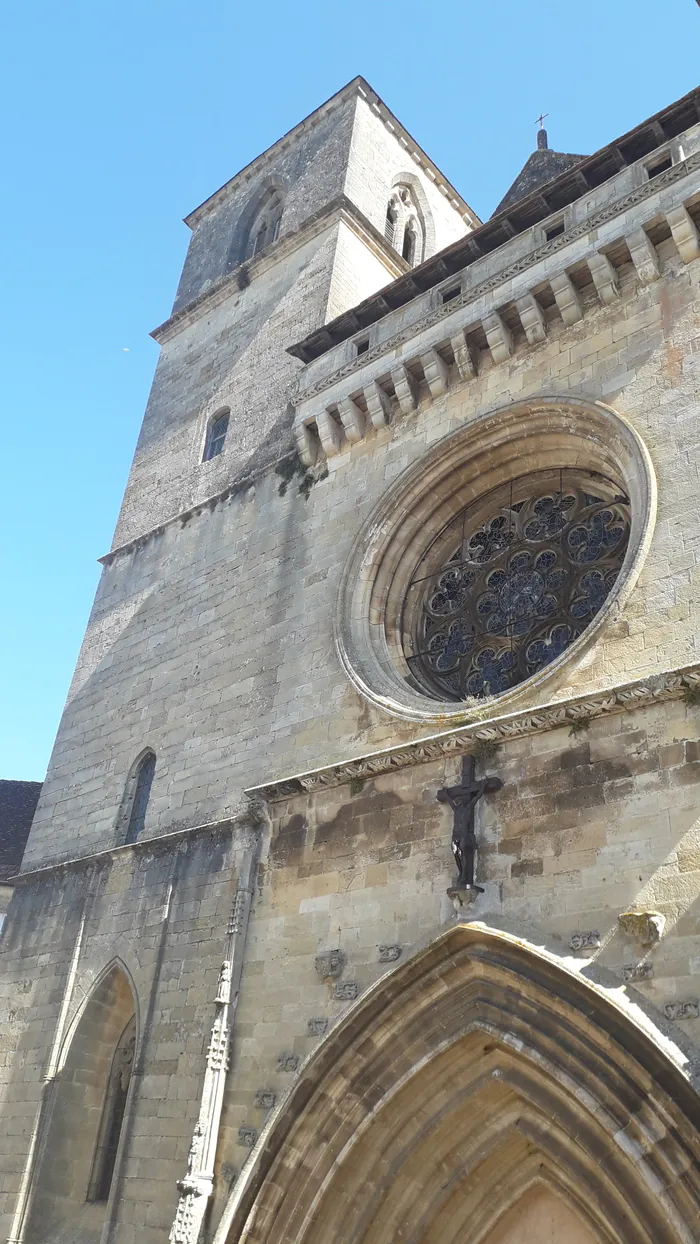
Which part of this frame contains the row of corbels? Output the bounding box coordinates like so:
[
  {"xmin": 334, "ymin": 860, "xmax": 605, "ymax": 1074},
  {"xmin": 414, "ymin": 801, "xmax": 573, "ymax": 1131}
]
[{"xmin": 295, "ymin": 202, "xmax": 700, "ymax": 468}]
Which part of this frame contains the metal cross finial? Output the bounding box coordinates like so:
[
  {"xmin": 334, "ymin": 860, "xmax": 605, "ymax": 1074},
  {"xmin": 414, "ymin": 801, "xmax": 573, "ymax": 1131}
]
[{"xmin": 536, "ymin": 112, "xmax": 549, "ymax": 130}]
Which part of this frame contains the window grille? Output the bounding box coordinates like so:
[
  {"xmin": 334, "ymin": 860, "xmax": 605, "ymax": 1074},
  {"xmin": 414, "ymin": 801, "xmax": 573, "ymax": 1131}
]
[
  {"xmin": 401, "ymin": 469, "xmax": 630, "ymax": 702},
  {"xmin": 203, "ymin": 411, "xmax": 229, "ymax": 461}
]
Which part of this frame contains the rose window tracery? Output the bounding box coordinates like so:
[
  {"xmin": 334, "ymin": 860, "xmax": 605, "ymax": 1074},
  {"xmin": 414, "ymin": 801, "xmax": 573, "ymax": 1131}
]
[{"xmin": 402, "ymin": 470, "xmax": 631, "ymax": 701}]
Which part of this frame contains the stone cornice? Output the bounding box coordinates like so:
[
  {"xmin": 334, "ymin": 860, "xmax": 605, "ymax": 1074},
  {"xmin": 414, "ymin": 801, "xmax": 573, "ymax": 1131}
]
[
  {"xmin": 294, "ymin": 150, "xmax": 700, "ymax": 405},
  {"xmin": 10, "ymin": 814, "xmax": 244, "ymax": 886},
  {"xmin": 151, "ymin": 196, "xmax": 406, "ymax": 346},
  {"xmin": 245, "ymin": 661, "xmax": 700, "ymax": 802}
]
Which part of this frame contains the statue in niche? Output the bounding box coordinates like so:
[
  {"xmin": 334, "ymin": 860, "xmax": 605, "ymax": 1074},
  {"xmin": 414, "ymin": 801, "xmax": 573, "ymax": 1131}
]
[{"xmin": 437, "ymin": 755, "xmax": 503, "ymax": 892}]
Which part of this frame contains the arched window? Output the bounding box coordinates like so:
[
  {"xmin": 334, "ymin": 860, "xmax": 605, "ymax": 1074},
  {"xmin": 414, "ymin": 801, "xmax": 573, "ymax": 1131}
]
[
  {"xmin": 203, "ymin": 409, "xmax": 229, "ymax": 461},
  {"xmin": 87, "ymin": 1015, "xmax": 137, "ymax": 1202},
  {"xmin": 383, "ymin": 185, "xmax": 424, "ymax": 267},
  {"xmin": 402, "ymin": 220, "xmax": 418, "ymax": 266},
  {"xmin": 23, "ymin": 964, "xmax": 137, "ymax": 1241},
  {"xmin": 247, "ymin": 189, "xmax": 284, "ymax": 259},
  {"xmin": 124, "ymin": 751, "xmax": 155, "ymax": 845}
]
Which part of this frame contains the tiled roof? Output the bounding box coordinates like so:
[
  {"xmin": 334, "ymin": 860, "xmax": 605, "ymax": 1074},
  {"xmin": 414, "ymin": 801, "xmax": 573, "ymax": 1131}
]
[{"xmin": 0, "ymin": 780, "xmax": 42, "ymax": 881}]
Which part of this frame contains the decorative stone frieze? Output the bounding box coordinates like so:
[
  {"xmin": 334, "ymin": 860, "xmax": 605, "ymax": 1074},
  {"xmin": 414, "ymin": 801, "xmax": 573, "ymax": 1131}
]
[
  {"xmin": 569, "ymin": 931, "xmax": 601, "ymax": 953},
  {"xmin": 245, "ymin": 660, "xmax": 700, "ymax": 802},
  {"xmin": 618, "ymin": 910, "xmax": 666, "ymax": 945},
  {"xmin": 292, "ymin": 150, "xmax": 700, "ymax": 409}
]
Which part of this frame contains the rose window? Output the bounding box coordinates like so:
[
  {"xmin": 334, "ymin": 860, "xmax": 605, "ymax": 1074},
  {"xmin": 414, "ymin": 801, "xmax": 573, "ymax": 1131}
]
[{"xmin": 401, "ymin": 469, "xmax": 631, "ymax": 701}]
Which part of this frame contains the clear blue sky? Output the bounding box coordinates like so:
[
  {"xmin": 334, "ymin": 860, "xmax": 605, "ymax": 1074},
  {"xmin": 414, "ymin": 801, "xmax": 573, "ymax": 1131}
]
[{"xmin": 1, "ymin": 0, "xmax": 698, "ymax": 780}]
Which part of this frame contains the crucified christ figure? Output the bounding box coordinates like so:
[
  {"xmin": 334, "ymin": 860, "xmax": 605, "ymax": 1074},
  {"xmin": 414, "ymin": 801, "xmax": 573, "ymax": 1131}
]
[{"xmin": 436, "ymin": 755, "xmax": 503, "ymax": 891}]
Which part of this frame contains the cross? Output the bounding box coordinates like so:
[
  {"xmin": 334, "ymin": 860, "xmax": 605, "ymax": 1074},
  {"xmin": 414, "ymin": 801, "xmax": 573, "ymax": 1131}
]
[
  {"xmin": 536, "ymin": 112, "xmax": 549, "ymax": 130},
  {"xmin": 436, "ymin": 755, "xmax": 503, "ymax": 892}
]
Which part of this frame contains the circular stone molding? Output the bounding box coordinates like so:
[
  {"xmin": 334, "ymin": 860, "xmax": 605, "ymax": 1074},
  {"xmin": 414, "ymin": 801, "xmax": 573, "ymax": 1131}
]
[{"xmin": 335, "ymin": 397, "xmax": 656, "ymax": 724}]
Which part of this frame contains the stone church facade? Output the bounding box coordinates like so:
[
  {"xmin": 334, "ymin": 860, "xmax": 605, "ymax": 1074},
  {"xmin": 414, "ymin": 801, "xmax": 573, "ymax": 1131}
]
[{"xmin": 3, "ymin": 74, "xmax": 700, "ymax": 1244}]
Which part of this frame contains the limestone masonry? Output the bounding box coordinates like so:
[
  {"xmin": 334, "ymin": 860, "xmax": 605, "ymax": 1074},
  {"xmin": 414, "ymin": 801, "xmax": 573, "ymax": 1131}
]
[{"xmin": 4, "ymin": 76, "xmax": 700, "ymax": 1244}]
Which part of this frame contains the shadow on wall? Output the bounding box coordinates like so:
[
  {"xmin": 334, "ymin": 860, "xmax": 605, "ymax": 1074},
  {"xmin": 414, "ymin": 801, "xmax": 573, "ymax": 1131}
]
[{"xmin": 23, "ymin": 964, "xmax": 137, "ymax": 1244}]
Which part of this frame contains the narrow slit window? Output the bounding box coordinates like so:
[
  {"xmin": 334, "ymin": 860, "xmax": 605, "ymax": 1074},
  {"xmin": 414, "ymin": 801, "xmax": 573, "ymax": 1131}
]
[
  {"xmin": 203, "ymin": 411, "xmax": 229, "ymax": 461},
  {"xmin": 545, "ymin": 220, "xmax": 565, "ymax": 241},
  {"xmin": 402, "ymin": 225, "xmax": 417, "ymax": 266},
  {"xmin": 384, "ymin": 203, "xmax": 397, "ymax": 247},
  {"xmin": 355, "ymin": 337, "xmax": 370, "ymax": 356},
  {"xmin": 124, "ymin": 752, "xmax": 155, "ymax": 845}
]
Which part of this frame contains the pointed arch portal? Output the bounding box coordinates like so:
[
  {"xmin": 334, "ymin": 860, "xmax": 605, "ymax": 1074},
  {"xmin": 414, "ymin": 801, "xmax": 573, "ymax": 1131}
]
[
  {"xmin": 23, "ymin": 961, "xmax": 138, "ymax": 1244},
  {"xmin": 216, "ymin": 924, "xmax": 700, "ymax": 1244}
]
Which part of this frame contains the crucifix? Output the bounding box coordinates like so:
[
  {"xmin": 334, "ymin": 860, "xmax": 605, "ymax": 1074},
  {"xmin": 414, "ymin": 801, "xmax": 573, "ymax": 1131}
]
[
  {"xmin": 535, "ymin": 112, "xmax": 549, "ymax": 130},
  {"xmin": 437, "ymin": 755, "xmax": 503, "ymax": 894}
]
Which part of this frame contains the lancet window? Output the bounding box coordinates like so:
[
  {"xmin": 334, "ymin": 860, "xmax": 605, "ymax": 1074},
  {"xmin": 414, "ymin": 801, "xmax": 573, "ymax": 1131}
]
[
  {"xmin": 384, "ymin": 185, "xmax": 424, "ymax": 267},
  {"xmin": 247, "ymin": 189, "xmax": 284, "ymax": 259},
  {"xmin": 123, "ymin": 750, "xmax": 156, "ymax": 844}
]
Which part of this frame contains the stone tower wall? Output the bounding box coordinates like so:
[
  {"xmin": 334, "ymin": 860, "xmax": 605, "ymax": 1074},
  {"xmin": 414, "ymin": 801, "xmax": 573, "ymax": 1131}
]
[{"xmin": 2, "ymin": 83, "xmax": 700, "ymax": 1244}]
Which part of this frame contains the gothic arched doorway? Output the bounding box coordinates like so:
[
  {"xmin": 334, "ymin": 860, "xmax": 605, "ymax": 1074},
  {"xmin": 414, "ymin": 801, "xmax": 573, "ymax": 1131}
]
[
  {"xmin": 215, "ymin": 925, "xmax": 700, "ymax": 1244},
  {"xmin": 24, "ymin": 961, "xmax": 138, "ymax": 1244}
]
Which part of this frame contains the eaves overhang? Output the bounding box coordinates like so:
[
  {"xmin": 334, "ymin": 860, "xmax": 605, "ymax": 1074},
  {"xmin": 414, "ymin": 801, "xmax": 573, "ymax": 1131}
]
[{"xmin": 289, "ymin": 84, "xmax": 700, "ymax": 364}]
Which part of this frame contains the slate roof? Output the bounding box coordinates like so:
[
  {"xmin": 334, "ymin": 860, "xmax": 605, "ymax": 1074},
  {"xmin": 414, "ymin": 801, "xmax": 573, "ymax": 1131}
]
[
  {"xmin": 492, "ymin": 144, "xmax": 587, "ymax": 216},
  {"xmin": 0, "ymin": 780, "xmax": 42, "ymax": 882}
]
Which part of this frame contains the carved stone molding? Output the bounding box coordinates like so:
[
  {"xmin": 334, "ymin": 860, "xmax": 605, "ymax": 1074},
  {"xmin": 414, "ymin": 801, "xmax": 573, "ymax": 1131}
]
[
  {"xmin": 314, "ymin": 949, "xmax": 345, "ymax": 980},
  {"xmin": 333, "ymin": 982, "xmax": 359, "ymax": 1001},
  {"xmin": 246, "ymin": 661, "xmax": 700, "ymax": 803},
  {"xmin": 569, "ymin": 931, "xmax": 601, "ymax": 953},
  {"xmin": 621, "ymin": 963, "xmax": 653, "ymax": 982},
  {"xmin": 307, "ymin": 1017, "xmax": 329, "ymax": 1036},
  {"xmin": 378, "ymin": 945, "xmax": 402, "ymax": 963},
  {"xmin": 294, "ymin": 152, "xmax": 699, "ymax": 405},
  {"xmin": 238, "ymin": 1127, "xmax": 258, "ymax": 1148},
  {"xmin": 664, "ymin": 1000, "xmax": 699, "ymax": 1021},
  {"xmin": 253, "ymin": 1090, "xmax": 276, "ymax": 1110},
  {"xmin": 277, "ymin": 1051, "xmax": 300, "ymax": 1072}
]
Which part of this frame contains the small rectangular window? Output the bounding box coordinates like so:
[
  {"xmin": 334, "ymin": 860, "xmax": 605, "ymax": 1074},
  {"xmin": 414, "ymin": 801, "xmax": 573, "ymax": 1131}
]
[
  {"xmin": 355, "ymin": 337, "xmax": 370, "ymax": 356},
  {"xmin": 440, "ymin": 285, "xmax": 461, "ymax": 305},
  {"xmin": 545, "ymin": 220, "xmax": 565, "ymax": 241},
  {"xmin": 646, "ymin": 154, "xmax": 672, "ymax": 179}
]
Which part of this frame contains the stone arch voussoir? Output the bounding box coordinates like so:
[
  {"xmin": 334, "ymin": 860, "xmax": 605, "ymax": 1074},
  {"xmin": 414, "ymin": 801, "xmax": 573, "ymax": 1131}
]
[{"xmin": 215, "ymin": 923, "xmax": 700, "ymax": 1244}]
